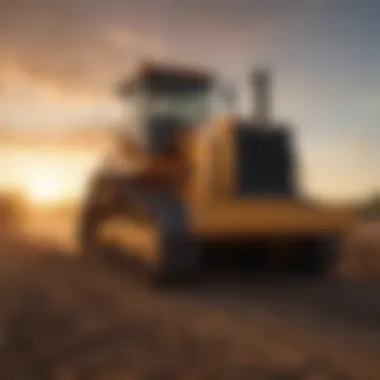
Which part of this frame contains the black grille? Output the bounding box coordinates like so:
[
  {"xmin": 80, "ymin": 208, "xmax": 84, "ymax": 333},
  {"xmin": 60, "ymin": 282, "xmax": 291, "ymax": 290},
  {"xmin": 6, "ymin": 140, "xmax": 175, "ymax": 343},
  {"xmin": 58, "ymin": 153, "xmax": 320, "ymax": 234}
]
[{"xmin": 234, "ymin": 125, "xmax": 296, "ymax": 197}]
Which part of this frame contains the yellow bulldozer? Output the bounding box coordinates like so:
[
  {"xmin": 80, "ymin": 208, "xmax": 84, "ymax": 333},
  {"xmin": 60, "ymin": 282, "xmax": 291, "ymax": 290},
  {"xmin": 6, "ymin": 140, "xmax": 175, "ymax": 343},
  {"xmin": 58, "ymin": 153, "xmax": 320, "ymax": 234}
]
[{"xmin": 77, "ymin": 61, "xmax": 354, "ymax": 285}]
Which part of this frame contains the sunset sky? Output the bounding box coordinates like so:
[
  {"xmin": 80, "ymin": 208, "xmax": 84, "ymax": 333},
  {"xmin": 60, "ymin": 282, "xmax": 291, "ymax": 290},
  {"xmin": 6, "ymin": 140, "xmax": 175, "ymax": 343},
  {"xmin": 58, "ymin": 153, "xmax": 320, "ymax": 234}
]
[{"xmin": 0, "ymin": 0, "xmax": 380, "ymax": 201}]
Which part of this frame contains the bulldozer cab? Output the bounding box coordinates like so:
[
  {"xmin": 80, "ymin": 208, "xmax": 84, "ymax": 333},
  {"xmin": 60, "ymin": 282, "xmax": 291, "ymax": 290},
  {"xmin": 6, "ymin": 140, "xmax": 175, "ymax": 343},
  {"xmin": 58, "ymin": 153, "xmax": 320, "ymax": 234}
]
[{"xmin": 118, "ymin": 63, "xmax": 215, "ymax": 154}]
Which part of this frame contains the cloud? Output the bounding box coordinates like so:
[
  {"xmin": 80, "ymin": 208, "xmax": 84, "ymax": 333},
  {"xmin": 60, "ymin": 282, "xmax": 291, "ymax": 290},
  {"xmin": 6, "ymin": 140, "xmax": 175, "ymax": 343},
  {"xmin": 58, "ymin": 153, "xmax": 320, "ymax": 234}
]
[
  {"xmin": 0, "ymin": 0, "xmax": 165, "ymax": 103},
  {"xmin": 0, "ymin": 0, "xmax": 298, "ymax": 98},
  {"xmin": 0, "ymin": 126, "xmax": 114, "ymax": 151},
  {"xmin": 0, "ymin": 1, "xmax": 165, "ymax": 128},
  {"xmin": 0, "ymin": 0, "xmax": 371, "ymax": 131}
]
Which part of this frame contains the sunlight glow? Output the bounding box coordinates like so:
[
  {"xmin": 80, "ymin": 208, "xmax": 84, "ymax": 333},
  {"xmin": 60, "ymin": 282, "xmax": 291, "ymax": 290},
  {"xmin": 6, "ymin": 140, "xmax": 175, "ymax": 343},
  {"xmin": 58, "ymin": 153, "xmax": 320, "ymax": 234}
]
[{"xmin": 26, "ymin": 175, "xmax": 68, "ymax": 205}]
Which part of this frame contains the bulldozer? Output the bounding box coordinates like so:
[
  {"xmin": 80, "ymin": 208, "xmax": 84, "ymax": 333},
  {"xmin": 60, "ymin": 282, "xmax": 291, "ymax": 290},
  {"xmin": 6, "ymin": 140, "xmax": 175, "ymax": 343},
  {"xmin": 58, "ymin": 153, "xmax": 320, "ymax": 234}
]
[{"xmin": 77, "ymin": 61, "xmax": 354, "ymax": 285}]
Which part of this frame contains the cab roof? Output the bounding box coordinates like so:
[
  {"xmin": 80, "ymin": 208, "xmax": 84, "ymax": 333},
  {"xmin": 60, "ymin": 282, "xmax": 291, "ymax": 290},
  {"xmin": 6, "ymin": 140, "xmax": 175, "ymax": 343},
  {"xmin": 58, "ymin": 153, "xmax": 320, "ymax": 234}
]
[{"xmin": 117, "ymin": 61, "xmax": 215, "ymax": 96}]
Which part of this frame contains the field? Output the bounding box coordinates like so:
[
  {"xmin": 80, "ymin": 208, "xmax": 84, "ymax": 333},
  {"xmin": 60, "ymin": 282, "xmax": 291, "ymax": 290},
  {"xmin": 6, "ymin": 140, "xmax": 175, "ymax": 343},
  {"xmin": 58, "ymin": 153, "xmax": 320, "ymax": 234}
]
[{"xmin": 0, "ymin": 211, "xmax": 379, "ymax": 379}]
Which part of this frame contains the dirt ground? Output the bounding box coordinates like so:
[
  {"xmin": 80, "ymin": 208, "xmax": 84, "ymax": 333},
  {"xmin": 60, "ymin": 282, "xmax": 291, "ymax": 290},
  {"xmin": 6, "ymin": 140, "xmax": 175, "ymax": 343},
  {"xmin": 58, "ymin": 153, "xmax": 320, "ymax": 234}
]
[
  {"xmin": 0, "ymin": 229, "xmax": 379, "ymax": 380},
  {"xmin": 338, "ymin": 219, "xmax": 380, "ymax": 281}
]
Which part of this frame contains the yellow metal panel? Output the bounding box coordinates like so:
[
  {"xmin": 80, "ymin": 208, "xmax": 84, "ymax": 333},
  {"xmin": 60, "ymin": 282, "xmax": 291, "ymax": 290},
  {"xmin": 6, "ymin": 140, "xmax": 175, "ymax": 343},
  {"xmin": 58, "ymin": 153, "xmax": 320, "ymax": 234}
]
[
  {"xmin": 99, "ymin": 217, "xmax": 160, "ymax": 261},
  {"xmin": 212, "ymin": 119, "xmax": 236, "ymax": 198},
  {"xmin": 186, "ymin": 123, "xmax": 214, "ymax": 202},
  {"xmin": 187, "ymin": 118, "xmax": 236, "ymax": 203},
  {"xmin": 189, "ymin": 200, "xmax": 355, "ymax": 238}
]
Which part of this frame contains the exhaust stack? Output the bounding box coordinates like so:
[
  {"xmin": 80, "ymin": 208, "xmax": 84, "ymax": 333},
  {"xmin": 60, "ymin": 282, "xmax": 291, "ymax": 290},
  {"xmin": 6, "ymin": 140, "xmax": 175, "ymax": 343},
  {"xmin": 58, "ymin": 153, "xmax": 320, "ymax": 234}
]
[{"xmin": 252, "ymin": 68, "xmax": 272, "ymax": 124}]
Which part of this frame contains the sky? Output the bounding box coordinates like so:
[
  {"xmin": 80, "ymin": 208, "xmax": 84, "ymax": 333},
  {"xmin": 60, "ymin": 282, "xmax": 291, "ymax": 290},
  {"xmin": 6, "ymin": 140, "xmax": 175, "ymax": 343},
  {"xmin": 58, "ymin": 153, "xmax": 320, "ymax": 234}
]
[{"xmin": 0, "ymin": 0, "xmax": 380, "ymax": 201}]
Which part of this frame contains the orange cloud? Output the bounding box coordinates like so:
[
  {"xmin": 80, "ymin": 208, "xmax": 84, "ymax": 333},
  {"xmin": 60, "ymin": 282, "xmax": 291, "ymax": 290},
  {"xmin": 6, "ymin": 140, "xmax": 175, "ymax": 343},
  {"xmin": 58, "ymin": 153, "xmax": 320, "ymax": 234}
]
[{"xmin": 0, "ymin": 0, "xmax": 165, "ymax": 129}]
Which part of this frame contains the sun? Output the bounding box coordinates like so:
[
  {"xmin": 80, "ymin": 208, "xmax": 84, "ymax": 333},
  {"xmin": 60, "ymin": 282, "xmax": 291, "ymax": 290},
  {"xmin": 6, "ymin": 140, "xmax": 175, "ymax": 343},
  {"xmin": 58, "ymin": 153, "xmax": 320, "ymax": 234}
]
[{"xmin": 26, "ymin": 176, "xmax": 65, "ymax": 205}]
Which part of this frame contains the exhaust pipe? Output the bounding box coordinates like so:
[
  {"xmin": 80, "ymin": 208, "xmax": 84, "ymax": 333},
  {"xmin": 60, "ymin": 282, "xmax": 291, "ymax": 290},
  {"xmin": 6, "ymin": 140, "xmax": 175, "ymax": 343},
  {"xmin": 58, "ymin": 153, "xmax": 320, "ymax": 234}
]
[{"xmin": 252, "ymin": 68, "xmax": 272, "ymax": 124}]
